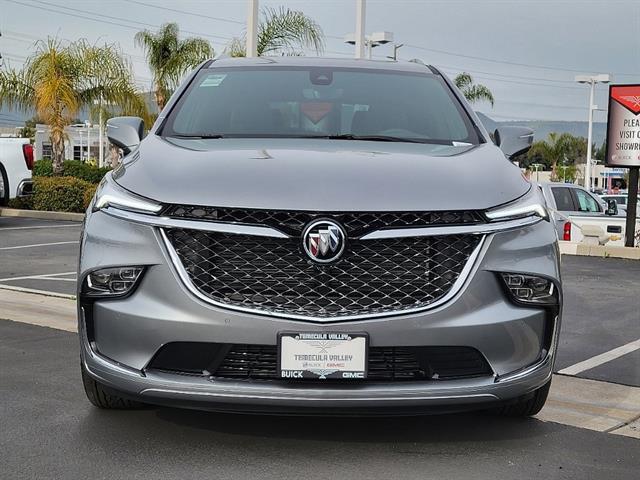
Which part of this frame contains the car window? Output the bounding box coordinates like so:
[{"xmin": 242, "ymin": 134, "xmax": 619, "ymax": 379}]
[
  {"xmin": 574, "ymin": 189, "xmax": 601, "ymax": 213},
  {"xmin": 551, "ymin": 187, "xmax": 575, "ymax": 211},
  {"xmin": 162, "ymin": 67, "xmax": 479, "ymax": 144}
]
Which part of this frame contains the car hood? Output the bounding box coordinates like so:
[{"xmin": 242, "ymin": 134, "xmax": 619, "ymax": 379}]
[{"xmin": 113, "ymin": 136, "xmax": 529, "ymax": 211}]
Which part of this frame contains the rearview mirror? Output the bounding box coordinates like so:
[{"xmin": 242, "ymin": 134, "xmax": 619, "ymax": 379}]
[
  {"xmin": 494, "ymin": 126, "xmax": 534, "ymax": 159},
  {"xmin": 605, "ymin": 199, "xmax": 618, "ymax": 216},
  {"xmin": 106, "ymin": 116, "xmax": 144, "ymax": 155}
]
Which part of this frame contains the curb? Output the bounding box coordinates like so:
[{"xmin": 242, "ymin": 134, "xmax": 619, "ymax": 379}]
[
  {"xmin": 559, "ymin": 241, "xmax": 640, "ymax": 260},
  {"xmin": 0, "ymin": 208, "xmax": 84, "ymax": 222}
]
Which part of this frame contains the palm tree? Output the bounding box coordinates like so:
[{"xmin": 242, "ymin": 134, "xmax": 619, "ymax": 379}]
[
  {"xmin": 228, "ymin": 7, "xmax": 324, "ymax": 57},
  {"xmin": 527, "ymin": 132, "xmax": 577, "ymax": 174},
  {"xmin": 135, "ymin": 23, "xmax": 213, "ymax": 111},
  {"xmin": 454, "ymin": 72, "xmax": 494, "ymax": 106},
  {"xmin": 0, "ymin": 39, "xmax": 147, "ymax": 175}
]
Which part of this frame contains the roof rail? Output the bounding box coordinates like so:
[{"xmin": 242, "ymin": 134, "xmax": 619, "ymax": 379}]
[{"xmin": 408, "ymin": 58, "xmax": 425, "ymax": 66}]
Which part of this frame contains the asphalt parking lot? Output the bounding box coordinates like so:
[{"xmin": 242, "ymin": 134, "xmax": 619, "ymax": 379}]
[
  {"xmin": 0, "ymin": 217, "xmax": 80, "ymax": 296},
  {"xmin": 1, "ymin": 216, "xmax": 639, "ymax": 479}
]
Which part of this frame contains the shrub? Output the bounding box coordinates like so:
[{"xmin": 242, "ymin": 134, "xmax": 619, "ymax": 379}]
[
  {"xmin": 7, "ymin": 196, "xmax": 33, "ymax": 210},
  {"xmin": 32, "ymin": 159, "xmax": 110, "ymax": 184},
  {"xmin": 83, "ymin": 183, "xmax": 98, "ymax": 210},
  {"xmin": 32, "ymin": 176, "xmax": 94, "ymax": 213},
  {"xmin": 32, "ymin": 160, "xmax": 54, "ymax": 177}
]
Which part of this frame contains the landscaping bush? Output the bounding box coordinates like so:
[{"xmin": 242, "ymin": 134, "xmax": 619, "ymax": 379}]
[
  {"xmin": 7, "ymin": 196, "xmax": 33, "ymax": 210},
  {"xmin": 32, "ymin": 176, "xmax": 94, "ymax": 213},
  {"xmin": 32, "ymin": 159, "xmax": 110, "ymax": 184},
  {"xmin": 83, "ymin": 183, "xmax": 98, "ymax": 210}
]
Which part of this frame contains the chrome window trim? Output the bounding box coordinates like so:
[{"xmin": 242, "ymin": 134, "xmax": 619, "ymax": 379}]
[{"xmin": 159, "ymin": 228, "xmax": 488, "ymax": 322}]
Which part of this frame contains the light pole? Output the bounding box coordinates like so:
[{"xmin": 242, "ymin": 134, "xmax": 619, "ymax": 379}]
[
  {"xmin": 85, "ymin": 120, "xmax": 91, "ymax": 162},
  {"xmin": 530, "ymin": 163, "xmax": 544, "ymax": 182},
  {"xmin": 246, "ymin": 0, "xmax": 259, "ymax": 58},
  {"xmin": 354, "ymin": 0, "xmax": 366, "ymax": 59},
  {"xmin": 575, "ymin": 74, "xmax": 610, "ymax": 192},
  {"xmin": 387, "ymin": 43, "xmax": 404, "ymax": 61},
  {"xmin": 345, "ymin": 31, "xmax": 393, "ymax": 59}
]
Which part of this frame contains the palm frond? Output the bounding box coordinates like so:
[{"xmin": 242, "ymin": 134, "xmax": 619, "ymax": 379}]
[
  {"xmin": 257, "ymin": 7, "xmax": 324, "ymax": 56},
  {"xmin": 454, "ymin": 72, "xmax": 494, "ymax": 107}
]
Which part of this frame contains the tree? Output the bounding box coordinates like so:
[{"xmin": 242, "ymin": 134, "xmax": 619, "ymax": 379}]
[
  {"xmin": 135, "ymin": 23, "xmax": 213, "ymax": 111},
  {"xmin": 526, "ymin": 132, "xmax": 579, "ymax": 174},
  {"xmin": 0, "ymin": 39, "xmax": 147, "ymax": 175},
  {"xmin": 454, "ymin": 73, "xmax": 494, "ymax": 106},
  {"xmin": 18, "ymin": 116, "xmax": 42, "ymax": 142},
  {"xmin": 228, "ymin": 7, "xmax": 324, "ymax": 57}
]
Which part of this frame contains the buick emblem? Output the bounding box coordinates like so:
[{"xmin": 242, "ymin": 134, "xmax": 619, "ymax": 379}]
[{"xmin": 302, "ymin": 220, "xmax": 346, "ymax": 263}]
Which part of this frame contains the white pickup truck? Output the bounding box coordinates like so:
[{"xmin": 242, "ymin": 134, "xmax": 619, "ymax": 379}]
[
  {"xmin": 539, "ymin": 181, "xmax": 640, "ymax": 247},
  {"xmin": 0, "ymin": 137, "xmax": 34, "ymax": 205}
]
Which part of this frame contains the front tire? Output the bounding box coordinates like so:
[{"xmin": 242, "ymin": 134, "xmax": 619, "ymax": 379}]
[
  {"xmin": 81, "ymin": 362, "xmax": 146, "ymax": 409},
  {"xmin": 494, "ymin": 379, "xmax": 551, "ymax": 417},
  {"xmin": 0, "ymin": 164, "xmax": 9, "ymax": 206}
]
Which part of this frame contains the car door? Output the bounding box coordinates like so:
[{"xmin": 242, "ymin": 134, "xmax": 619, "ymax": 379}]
[{"xmin": 548, "ymin": 186, "xmax": 577, "ymax": 238}]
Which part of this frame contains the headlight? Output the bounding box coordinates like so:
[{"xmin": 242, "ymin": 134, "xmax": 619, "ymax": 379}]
[
  {"xmin": 500, "ymin": 273, "xmax": 558, "ymax": 306},
  {"xmin": 92, "ymin": 173, "xmax": 162, "ymax": 214},
  {"xmin": 83, "ymin": 266, "xmax": 145, "ymax": 297},
  {"xmin": 486, "ymin": 187, "xmax": 548, "ymax": 222}
]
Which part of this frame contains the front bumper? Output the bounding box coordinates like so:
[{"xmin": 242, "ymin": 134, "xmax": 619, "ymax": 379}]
[{"xmin": 78, "ymin": 209, "xmax": 561, "ymax": 411}]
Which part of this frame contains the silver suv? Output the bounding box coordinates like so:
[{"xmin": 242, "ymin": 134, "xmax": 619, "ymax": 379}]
[{"xmin": 79, "ymin": 57, "xmax": 561, "ymax": 416}]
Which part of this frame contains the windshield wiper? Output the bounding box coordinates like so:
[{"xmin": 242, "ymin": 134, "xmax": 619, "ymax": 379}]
[
  {"xmin": 304, "ymin": 134, "xmax": 445, "ymax": 144},
  {"xmin": 169, "ymin": 134, "xmax": 225, "ymax": 139}
]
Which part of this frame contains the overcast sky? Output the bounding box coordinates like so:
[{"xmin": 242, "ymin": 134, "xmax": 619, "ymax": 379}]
[{"xmin": 1, "ymin": 0, "xmax": 639, "ymax": 123}]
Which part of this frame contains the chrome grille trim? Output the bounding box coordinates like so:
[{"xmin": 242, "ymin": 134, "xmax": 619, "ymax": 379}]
[
  {"xmin": 104, "ymin": 206, "xmax": 538, "ymax": 238},
  {"xmin": 160, "ymin": 228, "xmax": 487, "ymax": 322}
]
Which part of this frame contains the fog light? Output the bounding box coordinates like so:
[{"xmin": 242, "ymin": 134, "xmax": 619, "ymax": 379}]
[
  {"xmin": 500, "ymin": 273, "xmax": 558, "ymax": 306},
  {"xmin": 84, "ymin": 267, "xmax": 144, "ymax": 297}
]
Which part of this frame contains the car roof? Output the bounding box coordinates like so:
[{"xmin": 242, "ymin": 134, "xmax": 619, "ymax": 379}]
[{"xmin": 205, "ymin": 56, "xmax": 435, "ymax": 74}]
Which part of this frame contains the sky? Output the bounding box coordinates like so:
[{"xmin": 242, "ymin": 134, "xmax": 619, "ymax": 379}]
[{"xmin": 1, "ymin": 0, "xmax": 639, "ymax": 124}]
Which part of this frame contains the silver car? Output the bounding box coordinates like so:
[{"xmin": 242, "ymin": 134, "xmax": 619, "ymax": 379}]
[{"xmin": 79, "ymin": 57, "xmax": 561, "ymax": 416}]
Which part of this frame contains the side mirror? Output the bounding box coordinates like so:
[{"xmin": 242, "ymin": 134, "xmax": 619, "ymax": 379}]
[
  {"xmin": 605, "ymin": 199, "xmax": 618, "ymax": 216},
  {"xmin": 106, "ymin": 116, "xmax": 144, "ymax": 155},
  {"xmin": 494, "ymin": 126, "xmax": 534, "ymax": 159}
]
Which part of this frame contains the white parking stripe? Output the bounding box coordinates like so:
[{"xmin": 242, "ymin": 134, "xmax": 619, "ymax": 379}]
[
  {"xmin": 0, "ymin": 283, "xmax": 76, "ymax": 299},
  {"xmin": 0, "ymin": 224, "xmax": 81, "ymax": 231},
  {"xmin": 0, "ymin": 271, "xmax": 77, "ymax": 282},
  {"xmin": 558, "ymin": 339, "xmax": 640, "ymax": 376},
  {"xmin": 0, "ymin": 241, "xmax": 79, "ymax": 250}
]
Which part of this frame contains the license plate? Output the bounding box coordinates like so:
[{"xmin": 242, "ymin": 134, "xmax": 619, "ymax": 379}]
[{"xmin": 278, "ymin": 332, "xmax": 368, "ymax": 380}]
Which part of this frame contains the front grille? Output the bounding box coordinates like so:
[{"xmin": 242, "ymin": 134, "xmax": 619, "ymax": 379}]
[
  {"xmin": 147, "ymin": 343, "xmax": 493, "ymax": 381},
  {"xmin": 165, "ymin": 228, "xmax": 481, "ymax": 318},
  {"xmin": 163, "ymin": 205, "xmax": 485, "ymax": 237}
]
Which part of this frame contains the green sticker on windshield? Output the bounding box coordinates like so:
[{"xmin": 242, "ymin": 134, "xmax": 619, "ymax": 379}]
[{"xmin": 200, "ymin": 74, "xmax": 226, "ymax": 87}]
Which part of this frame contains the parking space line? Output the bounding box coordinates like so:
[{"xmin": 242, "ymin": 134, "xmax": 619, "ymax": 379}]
[
  {"xmin": 0, "ymin": 241, "xmax": 79, "ymax": 251},
  {"xmin": 558, "ymin": 339, "xmax": 640, "ymax": 376},
  {"xmin": 0, "ymin": 272, "xmax": 77, "ymax": 282},
  {"xmin": 0, "ymin": 224, "xmax": 81, "ymax": 231},
  {"xmin": 0, "ymin": 283, "xmax": 76, "ymax": 300}
]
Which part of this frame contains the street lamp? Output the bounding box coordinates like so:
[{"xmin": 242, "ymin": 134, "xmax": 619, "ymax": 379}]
[
  {"xmin": 530, "ymin": 163, "xmax": 544, "ymax": 182},
  {"xmin": 387, "ymin": 43, "xmax": 404, "ymax": 61},
  {"xmin": 575, "ymin": 73, "xmax": 611, "ymax": 192},
  {"xmin": 345, "ymin": 31, "xmax": 394, "ymax": 59}
]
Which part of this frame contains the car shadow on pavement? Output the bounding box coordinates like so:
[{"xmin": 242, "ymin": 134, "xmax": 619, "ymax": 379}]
[{"xmin": 148, "ymin": 407, "xmax": 548, "ymax": 444}]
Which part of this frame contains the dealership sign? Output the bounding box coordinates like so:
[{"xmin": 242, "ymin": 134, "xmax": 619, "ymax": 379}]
[{"xmin": 606, "ymin": 84, "xmax": 640, "ymax": 167}]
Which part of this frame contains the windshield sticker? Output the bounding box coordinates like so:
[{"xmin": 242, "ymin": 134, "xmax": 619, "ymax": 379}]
[{"xmin": 200, "ymin": 74, "xmax": 227, "ymax": 87}]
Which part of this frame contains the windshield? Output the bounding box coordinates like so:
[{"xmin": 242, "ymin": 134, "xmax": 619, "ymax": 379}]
[{"xmin": 161, "ymin": 67, "xmax": 480, "ymax": 145}]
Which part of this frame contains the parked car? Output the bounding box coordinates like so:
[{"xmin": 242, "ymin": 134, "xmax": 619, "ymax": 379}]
[
  {"xmin": 0, "ymin": 137, "xmax": 33, "ymax": 205},
  {"xmin": 79, "ymin": 57, "xmax": 560, "ymax": 417},
  {"xmin": 539, "ymin": 182, "xmax": 638, "ymax": 244},
  {"xmin": 599, "ymin": 194, "xmax": 640, "ymax": 217}
]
